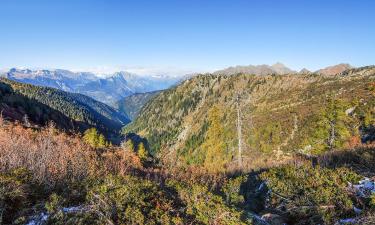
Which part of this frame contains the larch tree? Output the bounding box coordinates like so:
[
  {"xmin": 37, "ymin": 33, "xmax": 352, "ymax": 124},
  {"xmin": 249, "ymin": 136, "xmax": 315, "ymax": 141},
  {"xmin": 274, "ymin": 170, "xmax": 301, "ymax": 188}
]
[
  {"xmin": 202, "ymin": 105, "xmax": 229, "ymax": 172},
  {"xmin": 83, "ymin": 128, "xmax": 108, "ymax": 148},
  {"xmin": 137, "ymin": 142, "xmax": 148, "ymax": 161}
]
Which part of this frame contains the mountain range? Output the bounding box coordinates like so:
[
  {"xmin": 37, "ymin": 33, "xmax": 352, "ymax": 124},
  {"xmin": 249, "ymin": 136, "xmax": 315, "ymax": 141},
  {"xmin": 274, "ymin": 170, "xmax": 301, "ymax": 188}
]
[
  {"xmin": 214, "ymin": 62, "xmax": 297, "ymax": 75},
  {"xmin": 213, "ymin": 63, "xmax": 353, "ymax": 76},
  {"xmin": 0, "ymin": 63, "xmax": 358, "ymax": 124},
  {"xmin": 1, "ymin": 68, "xmax": 179, "ymax": 105}
]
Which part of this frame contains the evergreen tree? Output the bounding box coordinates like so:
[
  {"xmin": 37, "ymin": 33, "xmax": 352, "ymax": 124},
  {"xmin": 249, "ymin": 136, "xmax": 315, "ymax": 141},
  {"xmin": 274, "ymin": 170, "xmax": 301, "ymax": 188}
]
[{"xmin": 304, "ymin": 97, "xmax": 352, "ymax": 154}]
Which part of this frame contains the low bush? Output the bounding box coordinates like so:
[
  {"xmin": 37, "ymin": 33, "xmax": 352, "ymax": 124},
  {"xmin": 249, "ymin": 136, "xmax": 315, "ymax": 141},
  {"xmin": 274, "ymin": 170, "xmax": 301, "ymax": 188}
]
[{"xmin": 260, "ymin": 162, "xmax": 361, "ymax": 224}]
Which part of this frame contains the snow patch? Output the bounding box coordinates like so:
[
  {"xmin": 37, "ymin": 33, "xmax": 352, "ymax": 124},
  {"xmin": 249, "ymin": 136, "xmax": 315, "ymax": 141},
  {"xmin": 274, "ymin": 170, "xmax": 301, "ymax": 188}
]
[
  {"xmin": 26, "ymin": 205, "xmax": 85, "ymax": 225},
  {"xmin": 352, "ymin": 178, "xmax": 375, "ymax": 198},
  {"xmin": 337, "ymin": 218, "xmax": 357, "ymax": 224},
  {"xmin": 26, "ymin": 212, "xmax": 48, "ymax": 225}
]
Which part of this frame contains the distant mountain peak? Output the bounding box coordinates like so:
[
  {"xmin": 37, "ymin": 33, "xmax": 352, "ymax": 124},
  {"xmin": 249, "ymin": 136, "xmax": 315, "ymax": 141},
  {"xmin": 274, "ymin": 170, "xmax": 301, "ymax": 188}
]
[
  {"xmin": 299, "ymin": 68, "xmax": 311, "ymax": 74},
  {"xmin": 3, "ymin": 68, "xmax": 180, "ymax": 105},
  {"xmin": 214, "ymin": 63, "xmax": 296, "ymax": 75},
  {"xmin": 315, "ymin": 63, "xmax": 352, "ymax": 76},
  {"xmin": 272, "ymin": 62, "xmax": 286, "ymax": 67}
]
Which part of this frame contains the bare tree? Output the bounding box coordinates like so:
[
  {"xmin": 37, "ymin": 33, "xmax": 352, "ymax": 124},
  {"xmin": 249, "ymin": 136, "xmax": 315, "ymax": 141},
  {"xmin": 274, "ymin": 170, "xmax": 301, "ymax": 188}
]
[
  {"xmin": 23, "ymin": 114, "xmax": 31, "ymax": 127},
  {"xmin": 236, "ymin": 93, "xmax": 243, "ymax": 169}
]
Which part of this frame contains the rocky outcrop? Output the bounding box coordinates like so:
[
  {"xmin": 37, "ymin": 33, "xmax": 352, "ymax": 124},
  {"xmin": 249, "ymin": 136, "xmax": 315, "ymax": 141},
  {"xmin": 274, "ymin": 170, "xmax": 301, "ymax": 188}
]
[{"xmin": 316, "ymin": 63, "xmax": 352, "ymax": 76}]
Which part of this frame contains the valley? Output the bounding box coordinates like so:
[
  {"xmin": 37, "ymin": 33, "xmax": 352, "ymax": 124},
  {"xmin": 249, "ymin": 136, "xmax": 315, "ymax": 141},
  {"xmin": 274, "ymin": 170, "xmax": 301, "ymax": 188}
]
[
  {"xmin": 0, "ymin": 64, "xmax": 374, "ymax": 224},
  {"xmin": 125, "ymin": 66, "xmax": 375, "ymax": 171},
  {"xmin": 1, "ymin": 1, "xmax": 374, "ymax": 223},
  {"xmin": 1, "ymin": 68, "xmax": 179, "ymax": 105}
]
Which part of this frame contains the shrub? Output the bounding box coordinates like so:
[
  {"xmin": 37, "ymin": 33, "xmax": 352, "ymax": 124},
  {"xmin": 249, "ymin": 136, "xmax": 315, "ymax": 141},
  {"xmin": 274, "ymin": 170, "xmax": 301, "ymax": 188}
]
[
  {"xmin": 221, "ymin": 175, "xmax": 248, "ymax": 206},
  {"xmin": 0, "ymin": 123, "xmax": 97, "ymax": 188},
  {"xmin": 86, "ymin": 175, "xmax": 185, "ymax": 225},
  {"xmin": 0, "ymin": 169, "xmax": 33, "ymax": 224},
  {"xmin": 260, "ymin": 163, "xmax": 361, "ymax": 224},
  {"xmin": 168, "ymin": 180, "xmax": 250, "ymax": 224}
]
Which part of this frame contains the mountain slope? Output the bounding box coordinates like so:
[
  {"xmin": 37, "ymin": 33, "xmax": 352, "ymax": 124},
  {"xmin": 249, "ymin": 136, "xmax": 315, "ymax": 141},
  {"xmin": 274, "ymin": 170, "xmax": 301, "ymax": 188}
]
[
  {"xmin": 115, "ymin": 91, "xmax": 161, "ymax": 120},
  {"xmin": 315, "ymin": 63, "xmax": 352, "ymax": 75},
  {"xmin": 213, "ymin": 63, "xmax": 296, "ymax": 75},
  {"xmin": 0, "ymin": 81, "xmax": 85, "ymax": 131},
  {"xmin": 124, "ymin": 66, "xmax": 375, "ymax": 171},
  {"xmin": 0, "ymin": 78, "xmax": 130, "ymax": 133}
]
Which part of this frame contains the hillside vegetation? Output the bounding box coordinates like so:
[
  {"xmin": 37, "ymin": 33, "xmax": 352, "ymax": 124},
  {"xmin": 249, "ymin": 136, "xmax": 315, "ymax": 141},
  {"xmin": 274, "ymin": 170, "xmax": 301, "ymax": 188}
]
[
  {"xmin": 116, "ymin": 91, "xmax": 161, "ymax": 120},
  {"xmin": 0, "ymin": 78, "xmax": 130, "ymax": 133},
  {"xmin": 124, "ymin": 66, "xmax": 375, "ymax": 172},
  {"xmin": 2, "ymin": 118, "xmax": 375, "ymax": 224},
  {"xmin": 0, "ymin": 120, "xmax": 256, "ymax": 224},
  {"xmin": 1, "ymin": 66, "xmax": 375, "ymax": 224}
]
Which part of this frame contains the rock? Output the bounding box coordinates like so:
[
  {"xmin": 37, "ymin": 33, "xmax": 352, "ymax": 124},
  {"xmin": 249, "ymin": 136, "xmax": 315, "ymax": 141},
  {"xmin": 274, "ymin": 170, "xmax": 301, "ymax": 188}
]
[
  {"xmin": 345, "ymin": 107, "xmax": 356, "ymax": 115},
  {"xmin": 316, "ymin": 64, "xmax": 352, "ymax": 76},
  {"xmin": 261, "ymin": 213, "xmax": 287, "ymax": 225}
]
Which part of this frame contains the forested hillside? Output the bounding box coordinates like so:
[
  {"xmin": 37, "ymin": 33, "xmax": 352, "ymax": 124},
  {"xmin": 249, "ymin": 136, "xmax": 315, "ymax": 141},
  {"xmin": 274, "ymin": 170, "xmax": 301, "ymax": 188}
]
[
  {"xmin": 0, "ymin": 78, "xmax": 130, "ymax": 133},
  {"xmin": 124, "ymin": 66, "xmax": 375, "ymax": 171},
  {"xmin": 0, "ymin": 80, "xmax": 86, "ymax": 131},
  {"xmin": 1, "ymin": 67, "xmax": 375, "ymax": 225},
  {"xmin": 116, "ymin": 91, "xmax": 161, "ymax": 120}
]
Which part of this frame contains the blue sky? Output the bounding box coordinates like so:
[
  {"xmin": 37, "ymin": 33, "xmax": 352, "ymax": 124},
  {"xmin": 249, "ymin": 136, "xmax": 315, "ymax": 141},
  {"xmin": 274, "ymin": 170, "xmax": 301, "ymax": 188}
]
[{"xmin": 0, "ymin": 0, "xmax": 374, "ymax": 75}]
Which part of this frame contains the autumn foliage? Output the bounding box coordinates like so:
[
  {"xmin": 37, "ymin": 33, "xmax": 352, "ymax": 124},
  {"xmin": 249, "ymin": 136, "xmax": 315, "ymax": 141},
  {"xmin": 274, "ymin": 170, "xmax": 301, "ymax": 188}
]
[{"xmin": 0, "ymin": 119, "xmax": 141, "ymax": 189}]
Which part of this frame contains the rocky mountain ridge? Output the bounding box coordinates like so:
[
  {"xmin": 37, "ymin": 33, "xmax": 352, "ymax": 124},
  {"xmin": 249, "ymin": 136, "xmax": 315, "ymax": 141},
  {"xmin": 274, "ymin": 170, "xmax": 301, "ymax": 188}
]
[{"xmin": 1, "ymin": 68, "xmax": 179, "ymax": 105}]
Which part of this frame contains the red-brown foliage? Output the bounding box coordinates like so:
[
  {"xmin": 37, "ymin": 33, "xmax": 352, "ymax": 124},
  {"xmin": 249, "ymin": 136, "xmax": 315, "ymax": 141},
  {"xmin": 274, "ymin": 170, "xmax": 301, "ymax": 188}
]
[
  {"xmin": 0, "ymin": 119, "xmax": 144, "ymax": 189},
  {"xmin": 100, "ymin": 148, "xmax": 143, "ymax": 176},
  {"xmin": 0, "ymin": 121, "xmax": 97, "ymax": 188}
]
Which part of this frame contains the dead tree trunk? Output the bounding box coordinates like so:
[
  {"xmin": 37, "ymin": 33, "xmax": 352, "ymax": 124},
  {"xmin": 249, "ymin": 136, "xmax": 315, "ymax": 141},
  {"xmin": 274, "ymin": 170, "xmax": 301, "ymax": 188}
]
[
  {"xmin": 328, "ymin": 120, "xmax": 336, "ymax": 149},
  {"xmin": 236, "ymin": 94, "xmax": 243, "ymax": 169}
]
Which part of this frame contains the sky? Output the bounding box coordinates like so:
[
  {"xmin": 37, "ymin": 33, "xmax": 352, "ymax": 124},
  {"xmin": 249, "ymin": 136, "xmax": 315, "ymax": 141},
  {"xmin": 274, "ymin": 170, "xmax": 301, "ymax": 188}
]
[{"xmin": 0, "ymin": 0, "xmax": 374, "ymax": 75}]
